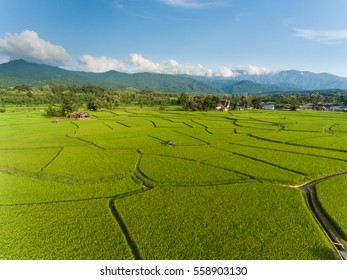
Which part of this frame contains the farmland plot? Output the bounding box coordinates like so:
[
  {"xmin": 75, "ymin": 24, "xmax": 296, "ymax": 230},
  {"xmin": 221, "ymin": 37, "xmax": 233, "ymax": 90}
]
[
  {"xmin": 251, "ymin": 131, "xmax": 326, "ymax": 144},
  {"xmin": 205, "ymin": 153, "xmax": 305, "ymax": 184},
  {"xmin": 173, "ymin": 127, "xmax": 243, "ymax": 144},
  {"xmin": 0, "ymin": 172, "xmax": 138, "ymax": 205},
  {"xmin": 139, "ymin": 145, "xmax": 224, "ymax": 161},
  {"xmin": 115, "ymin": 184, "xmax": 336, "ymax": 260},
  {"xmin": 316, "ymin": 174, "xmax": 347, "ymax": 240},
  {"xmin": 233, "ymin": 119, "xmax": 279, "ymax": 132},
  {"xmin": 139, "ymin": 145, "xmax": 304, "ymax": 184},
  {"xmin": 148, "ymin": 129, "xmax": 207, "ymax": 146},
  {"xmin": 214, "ymin": 143, "xmax": 347, "ymax": 180},
  {"xmin": 225, "ymin": 136, "xmax": 347, "ymax": 161},
  {"xmin": 0, "ymin": 118, "xmax": 80, "ymax": 148},
  {"xmin": 1, "ymin": 108, "xmax": 346, "ymax": 260},
  {"xmin": 0, "ymin": 199, "xmax": 133, "ymax": 259},
  {"xmin": 139, "ymin": 154, "xmax": 248, "ymax": 186},
  {"xmin": 332, "ymin": 123, "xmax": 347, "ymax": 133},
  {"xmin": 44, "ymin": 146, "xmax": 139, "ymax": 179},
  {"xmin": 290, "ymin": 135, "xmax": 347, "ymax": 151},
  {"xmin": 0, "ymin": 147, "xmax": 62, "ymax": 173}
]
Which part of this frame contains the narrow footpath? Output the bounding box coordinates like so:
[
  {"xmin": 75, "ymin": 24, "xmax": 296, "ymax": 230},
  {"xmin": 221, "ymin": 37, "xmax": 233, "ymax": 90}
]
[{"xmin": 298, "ymin": 172, "xmax": 347, "ymax": 260}]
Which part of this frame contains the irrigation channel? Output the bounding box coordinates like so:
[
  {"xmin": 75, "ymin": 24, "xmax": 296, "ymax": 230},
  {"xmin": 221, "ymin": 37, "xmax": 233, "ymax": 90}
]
[{"xmin": 298, "ymin": 172, "xmax": 347, "ymax": 260}]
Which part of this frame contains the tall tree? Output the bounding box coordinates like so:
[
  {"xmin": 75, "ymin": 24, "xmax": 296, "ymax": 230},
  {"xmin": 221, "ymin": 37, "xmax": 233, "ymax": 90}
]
[
  {"xmin": 179, "ymin": 92, "xmax": 195, "ymax": 111},
  {"xmin": 61, "ymin": 92, "xmax": 79, "ymax": 116}
]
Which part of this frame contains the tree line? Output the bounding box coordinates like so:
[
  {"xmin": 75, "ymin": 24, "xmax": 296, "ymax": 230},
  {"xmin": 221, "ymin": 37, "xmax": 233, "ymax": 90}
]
[{"xmin": 0, "ymin": 84, "xmax": 347, "ymax": 116}]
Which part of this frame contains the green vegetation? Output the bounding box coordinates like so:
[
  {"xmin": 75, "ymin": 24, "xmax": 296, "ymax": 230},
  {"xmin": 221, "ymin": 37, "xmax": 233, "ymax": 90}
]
[
  {"xmin": 0, "ymin": 199, "xmax": 133, "ymax": 259},
  {"xmin": 116, "ymin": 184, "xmax": 336, "ymax": 260},
  {"xmin": 0, "ymin": 59, "xmax": 222, "ymax": 93},
  {"xmin": 1, "ymin": 77, "xmax": 347, "ymax": 114},
  {"xmin": 316, "ymin": 174, "xmax": 347, "ymax": 240},
  {"xmin": 1, "ymin": 107, "xmax": 346, "ymax": 260},
  {"xmin": 3, "ymin": 60, "xmax": 347, "ymax": 96},
  {"xmin": 139, "ymin": 154, "xmax": 247, "ymax": 186},
  {"xmin": 44, "ymin": 146, "xmax": 139, "ymax": 179}
]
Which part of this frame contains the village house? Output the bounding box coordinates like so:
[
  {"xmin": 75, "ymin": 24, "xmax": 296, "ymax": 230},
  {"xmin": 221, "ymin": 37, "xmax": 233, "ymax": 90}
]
[
  {"xmin": 262, "ymin": 104, "xmax": 275, "ymax": 110},
  {"xmin": 194, "ymin": 102, "xmax": 203, "ymax": 110},
  {"xmin": 322, "ymin": 104, "xmax": 347, "ymax": 111},
  {"xmin": 67, "ymin": 112, "xmax": 88, "ymax": 119},
  {"xmin": 216, "ymin": 99, "xmax": 230, "ymax": 111}
]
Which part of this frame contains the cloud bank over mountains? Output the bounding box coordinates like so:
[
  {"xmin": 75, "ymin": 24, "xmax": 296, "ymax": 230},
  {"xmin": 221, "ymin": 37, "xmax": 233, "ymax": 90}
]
[
  {"xmin": 0, "ymin": 30, "xmax": 272, "ymax": 77},
  {"xmin": 78, "ymin": 55, "xmax": 125, "ymax": 73},
  {"xmin": 0, "ymin": 30, "xmax": 70, "ymax": 66}
]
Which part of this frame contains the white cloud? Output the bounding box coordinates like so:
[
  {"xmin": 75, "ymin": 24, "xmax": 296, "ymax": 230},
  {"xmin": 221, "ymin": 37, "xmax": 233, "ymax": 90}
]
[
  {"xmin": 128, "ymin": 53, "xmax": 162, "ymax": 72},
  {"xmin": 215, "ymin": 66, "xmax": 238, "ymax": 78},
  {"xmin": 78, "ymin": 53, "xmax": 272, "ymax": 78},
  {"xmin": 235, "ymin": 64, "xmax": 272, "ymax": 75},
  {"xmin": 0, "ymin": 56, "xmax": 10, "ymax": 64},
  {"xmin": 0, "ymin": 29, "xmax": 272, "ymax": 77},
  {"xmin": 127, "ymin": 53, "xmax": 213, "ymax": 76},
  {"xmin": 127, "ymin": 54, "xmax": 273, "ymax": 77},
  {"xmin": 78, "ymin": 55, "xmax": 125, "ymax": 73},
  {"xmin": 295, "ymin": 28, "xmax": 347, "ymax": 43},
  {"xmin": 0, "ymin": 30, "xmax": 70, "ymax": 65},
  {"xmin": 159, "ymin": 0, "xmax": 231, "ymax": 8}
]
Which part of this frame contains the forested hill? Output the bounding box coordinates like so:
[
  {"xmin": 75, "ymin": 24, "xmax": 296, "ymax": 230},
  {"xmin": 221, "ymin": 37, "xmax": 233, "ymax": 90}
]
[
  {"xmin": 2, "ymin": 59, "xmax": 347, "ymax": 94},
  {"xmin": 0, "ymin": 60, "xmax": 223, "ymax": 94}
]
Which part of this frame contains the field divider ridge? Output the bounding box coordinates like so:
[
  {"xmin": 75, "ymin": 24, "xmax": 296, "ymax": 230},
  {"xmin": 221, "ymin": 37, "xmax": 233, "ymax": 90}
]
[
  {"xmin": 227, "ymin": 117, "xmax": 278, "ymax": 132},
  {"xmin": 173, "ymin": 129, "xmax": 210, "ymax": 145},
  {"xmin": 132, "ymin": 149, "xmax": 156, "ymax": 188},
  {"xmin": 199, "ymin": 161, "xmax": 255, "ymax": 180},
  {"xmin": 225, "ymin": 117, "xmax": 242, "ymax": 127},
  {"xmin": 324, "ymin": 123, "xmax": 339, "ymax": 134},
  {"xmin": 160, "ymin": 117, "xmax": 174, "ymax": 123},
  {"xmin": 109, "ymin": 198, "xmax": 143, "ymax": 260},
  {"xmin": 158, "ymin": 180, "xmax": 257, "ymax": 188},
  {"xmin": 228, "ymin": 142, "xmax": 347, "ymax": 162},
  {"xmin": 116, "ymin": 121, "xmax": 131, "ymax": 128},
  {"xmin": 190, "ymin": 119, "xmax": 213, "ymax": 134},
  {"xmin": 211, "ymin": 144, "xmax": 307, "ymax": 176},
  {"xmin": 299, "ymin": 174, "xmax": 347, "ymax": 259},
  {"xmin": 140, "ymin": 151, "xmax": 255, "ymax": 181},
  {"xmin": 70, "ymin": 121, "xmax": 79, "ymax": 134},
  {"xmin": 103, "ymin": 122, "xmax": 114, "ymax": 130},
  {"xmin": 0, "ymin": 190, "xmax": 141, "ymax": 207},
  {"xmin": 40, "ymin": 147, "xmax": 64, "ymax": 171},
  {"xmin": 182, "ymin": 122, "xmax": 194, "ymax": 128},
  {"xmin": 0, "ymin": 166, "xmax": 132, "ymax": 184},
  {"xmin": 148, "ymin": 120, "xmax": 157, "ymax": 128},
  {"xmin": 248, "ymin": 134, "xmax": 347, "ymax": 153},
  {"xmin": 148, "ymin": 135, "xmax": 165, "ymax": 144},
  {"xmin": 65, "ymin": 134, "xmax": 106, "ymax": 150}
]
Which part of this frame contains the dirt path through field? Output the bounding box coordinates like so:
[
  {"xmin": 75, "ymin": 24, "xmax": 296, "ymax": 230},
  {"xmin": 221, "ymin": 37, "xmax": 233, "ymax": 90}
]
[{"xmin": 298, "ymin": 172, "xmax": 347, "ymax": 260}]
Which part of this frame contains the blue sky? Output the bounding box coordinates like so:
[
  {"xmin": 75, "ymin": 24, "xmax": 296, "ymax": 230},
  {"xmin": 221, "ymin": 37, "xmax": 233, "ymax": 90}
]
[{"xmin": 0, "ymin": 0, "xmax": 347, "ymax": 77}]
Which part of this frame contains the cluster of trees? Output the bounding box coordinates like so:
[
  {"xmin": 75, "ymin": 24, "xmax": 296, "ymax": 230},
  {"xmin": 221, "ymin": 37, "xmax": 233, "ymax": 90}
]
[
  {"xmin": 179, "ymin": 93, "xmax": 220, "ymax": 111},
  {"xmin": 1, "ymin": 84, "xmax": 347, "ymax": 115},
  {"xmin": 178, "ymin": 92, "xmax": 347, "ymax": 111},
  {"xmin": 0, "ymin": 85, "xmax": 179, "ymax": 116},
  {"xmin": 220, "ymin": 91, "xmax": 347, "ymax": 111}
]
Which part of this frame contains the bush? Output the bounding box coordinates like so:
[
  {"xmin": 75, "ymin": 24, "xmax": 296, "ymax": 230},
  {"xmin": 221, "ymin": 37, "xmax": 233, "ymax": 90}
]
[{"xmin": 45, "ymin": 105, "xmax": 61, "ymax": 117}]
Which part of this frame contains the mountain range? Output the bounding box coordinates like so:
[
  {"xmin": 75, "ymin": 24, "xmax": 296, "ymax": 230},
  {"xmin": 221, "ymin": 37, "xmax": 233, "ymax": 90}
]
[{"xmin": 1, "ymin": 59, "xmax": 347, "ymax": 94}]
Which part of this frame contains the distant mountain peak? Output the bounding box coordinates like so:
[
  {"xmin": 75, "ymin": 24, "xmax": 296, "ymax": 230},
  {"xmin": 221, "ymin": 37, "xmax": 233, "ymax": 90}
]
[
  {"xmin": 0, "ymin": 59, "xmax": 222, "ymax": 93},
  {"xmin": 1, "ymin": 59, "xmax": 347, "ymax": 93},
  {"xmin": 7, "ymin": 59, "xmax": 36, "ymax": 65}
]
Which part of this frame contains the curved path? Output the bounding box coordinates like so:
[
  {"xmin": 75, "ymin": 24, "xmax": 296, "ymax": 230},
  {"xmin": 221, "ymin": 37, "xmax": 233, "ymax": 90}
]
[{"xmin": 298, "ymin": 172, "xmax": 347, "ymax": 260}]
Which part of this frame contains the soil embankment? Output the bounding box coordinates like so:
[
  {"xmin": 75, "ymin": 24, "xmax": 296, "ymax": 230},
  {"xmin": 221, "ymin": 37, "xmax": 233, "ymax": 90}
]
[{"xmin": 298, "ymin": 173, "xmax": 347, "ymax": 260}]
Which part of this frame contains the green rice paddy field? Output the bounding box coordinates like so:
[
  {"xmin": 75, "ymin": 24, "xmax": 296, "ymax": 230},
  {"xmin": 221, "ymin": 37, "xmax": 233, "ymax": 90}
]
[{"xmin": 1, "ymin": 108, "xmax": 347, "ymax": 259}]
